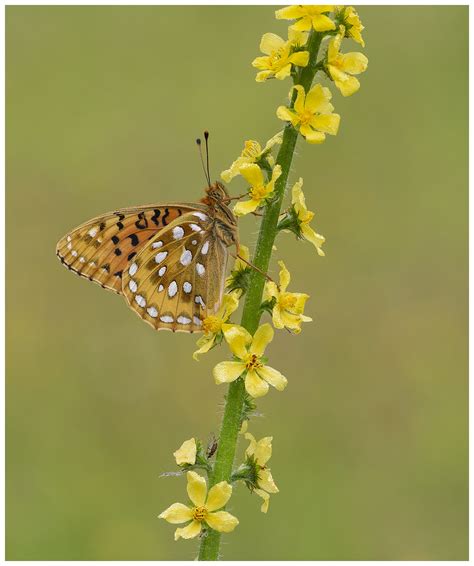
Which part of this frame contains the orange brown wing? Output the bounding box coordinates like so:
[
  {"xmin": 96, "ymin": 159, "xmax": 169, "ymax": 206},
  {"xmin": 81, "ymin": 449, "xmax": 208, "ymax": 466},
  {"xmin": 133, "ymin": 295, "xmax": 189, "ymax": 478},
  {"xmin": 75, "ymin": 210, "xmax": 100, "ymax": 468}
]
[{"xmin": 56, "ymin": 204, "xmax": 200, "ymax": 293}]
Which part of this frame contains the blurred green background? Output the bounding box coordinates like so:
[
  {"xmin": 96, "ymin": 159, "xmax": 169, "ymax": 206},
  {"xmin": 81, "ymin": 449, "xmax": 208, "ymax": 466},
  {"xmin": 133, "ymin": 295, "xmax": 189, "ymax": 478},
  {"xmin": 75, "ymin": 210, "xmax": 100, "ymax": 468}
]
[{"xmin": 6, "ymin": 5, "xmax": 468, "ymax": 561}]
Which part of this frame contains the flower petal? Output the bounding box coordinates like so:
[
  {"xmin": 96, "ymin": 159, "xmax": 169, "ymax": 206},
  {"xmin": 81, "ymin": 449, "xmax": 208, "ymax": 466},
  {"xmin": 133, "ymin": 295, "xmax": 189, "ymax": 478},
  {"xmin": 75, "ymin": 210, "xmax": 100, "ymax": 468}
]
[
  {"xmin": 222, "ymin": 324, "xmax": 252, "ymax": 358},
  {"xmin": 173, "ymin": 438, "xmax": 197, "ymax": 466},
  {"xmin": 251, "ymin": 323, "xmax": 274, "ymax": 357},
  {"xmin": 311, "ymin": 13, "xmax": 336, "ymax": 31},
  {"xmin": 257, "ymin": 365, "xmax": 288, "ymax": 391},
  {"xmin": 288, "ymin": 50, "xmax": 309, "ymax": 68},
  {"xmin": 186, "ymin": 471, "xmax": 207, "ymax": 507},
  {"xmin": 301, "ymin": 224, "xmax": 326, "ymax": 255},
  {"xmin": 159, "ymin": 502, "xmax": 193, "ymax": 524},
  {"xmin": 252, "ymin": 55, "xmax": 271, "ymax": 70},
  {"xmin": 254, "ymin": 436, "xmax": 272, "ymax": 466},
  {"xmin": 254, "ymin": 488, "xmax": 270, "ymax": 513},
  {"xmin": 259, "ymin": 468, "xmax": 279, "ymax": 494},
  {"xmin": 336, "ymin": 74, "xmax": 361, "ymax": 97},
  {"xmin": 244, "ymin": 431, "xmax": 257, "ymax": 458},
  {"xmin": 206, "ymin": 481, "xmax": 233, "ymax": 512},
  {"xmin": 301, "ymin": 126, "xmax": 326, "ymax": 144},
  {"xmin": 174, "ymin": 520, "xmax": 202, "ymax": 541},
  {"xmin": 275, "ymin": 5, "xmax": 305, "ymax": 19},
  {"xmin": 311, "ymin": 113, "xmax": 340, "ymax": 135},
  {"xmin": 192, "ymin": 334, "xmax": 216, "ymax": 361},
  {"xmin": 260, "ymin": 32, "xmax": 285, "ymax": 55},
  {"xmin": 274, "ymin": 63, "xmax": 292, "ymax": 80},
  {"xmin": 292, "ymin": 84, "xmax": 306, "ymax": 114},
  {"xmin": 277, "ymin": 260, "xmax": 291, "ymax": 292},
  {"xmin": 234, "ymin": 198, "xmax": 260, "ymax": 216},
  {"xmin": 305, "ymin": 83, "xmax": 333, "ymax": 113},
  {"xmin": 291, "ymin": 16, "xmax": 313, "ymax": 31},
  {"xmin": 213, "ymin": 361, "xmax": 246, "ymax": 384},
  {"xmin": 239, "ymin": 163, "xmax": 264, "ymax": 188},
  {"xmin": 271, "ymin": 305, "xmax": 285, "ymax": 330},
  {"xmin": 276, "ymin": 105, "xmax": 298, "ymax": 126},
  {"xmin": 340, "ymin": 52, "xmax": 368, "ymax": 75},
  {"xmin": 245, "ymin": 370, "xmax": 269, "ymax": 398},
  {"xmin": 205, "ymin": 511, "xmax": 239, "ymax": 533}
]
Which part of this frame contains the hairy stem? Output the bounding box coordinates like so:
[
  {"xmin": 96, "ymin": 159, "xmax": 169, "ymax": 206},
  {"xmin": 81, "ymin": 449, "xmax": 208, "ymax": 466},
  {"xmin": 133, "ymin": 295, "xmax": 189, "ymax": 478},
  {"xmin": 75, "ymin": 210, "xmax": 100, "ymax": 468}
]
[{"xmin": 197, "ymin": 29, "xmax": 323, "ymax": 561}]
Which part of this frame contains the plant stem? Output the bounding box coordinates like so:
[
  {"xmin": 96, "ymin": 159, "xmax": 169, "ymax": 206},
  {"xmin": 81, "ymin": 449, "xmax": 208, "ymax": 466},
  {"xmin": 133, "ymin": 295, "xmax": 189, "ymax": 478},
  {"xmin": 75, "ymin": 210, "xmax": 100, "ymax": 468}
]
[{"xmin": 197, "ymin": 29, "xmax": 323, "ymax": 561}]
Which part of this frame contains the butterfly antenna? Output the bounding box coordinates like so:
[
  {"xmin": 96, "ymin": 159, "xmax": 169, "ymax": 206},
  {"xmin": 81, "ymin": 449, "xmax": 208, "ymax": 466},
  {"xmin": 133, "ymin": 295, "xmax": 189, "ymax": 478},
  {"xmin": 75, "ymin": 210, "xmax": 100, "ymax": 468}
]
[
  {"xmin": 204, "ymin": 130, "xmax": 211, "ymax": 186},
  {"xmin": 196, "ymin": 137, "xmax": 211, "ymax": 187}
]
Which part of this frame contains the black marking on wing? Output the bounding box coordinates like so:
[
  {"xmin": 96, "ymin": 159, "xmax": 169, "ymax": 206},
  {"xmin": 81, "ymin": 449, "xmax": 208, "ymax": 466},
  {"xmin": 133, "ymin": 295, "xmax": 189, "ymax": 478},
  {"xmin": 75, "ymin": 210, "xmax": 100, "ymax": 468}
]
[
  {"xmin": 151, "ymin": 209, "xmax": 161, "ymax": 226},
  {"xmin": 135, "ymin": 212, "xmax": 148, "ymax": 229},
  {"xmin": 128, "ymin": 233, "xmax": 139, "ymax": 246}
]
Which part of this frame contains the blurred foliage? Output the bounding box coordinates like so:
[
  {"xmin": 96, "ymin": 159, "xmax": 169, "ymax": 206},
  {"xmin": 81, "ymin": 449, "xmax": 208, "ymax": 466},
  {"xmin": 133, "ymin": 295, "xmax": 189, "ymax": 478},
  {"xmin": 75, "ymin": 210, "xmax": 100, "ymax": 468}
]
[{"xmin": 6, "ymin": 5, "xmax": 467, "ymax": 560}]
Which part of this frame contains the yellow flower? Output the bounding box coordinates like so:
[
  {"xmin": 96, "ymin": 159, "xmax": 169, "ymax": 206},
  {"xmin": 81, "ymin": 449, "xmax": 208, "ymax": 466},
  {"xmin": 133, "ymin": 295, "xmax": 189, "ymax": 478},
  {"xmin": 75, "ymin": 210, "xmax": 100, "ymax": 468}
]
[
  {"xmin": 291, "ymin": 178, "xmax": 326, "ymax": 255},
  {"xmin": 252, "ymin": 31, "xmax": 309, "ymax": 82},
  {"xmin": 327, "ymin": 26, "xmax": 368, "ymax": 97},
  {"xmin": 173, "ymin": 438, "xmax": 197, "ymax": 466},
  {"xmin": 245, "ymin": 431, "xmax": 279, "ymax": 513},
  {"xmin": 233, "ymin": 164, "xmax": 282, "ymax": 216},
  {"xmin": 277, "ymin": 84, "xmax": 340, "ymax": 144},
  {"xmin": 221, "ymin": 132, "xmax": 283, "ymax": 183},
  {"xmin": 264, "ymin": 261, "xmax": 311, "ymax": 333},
  {"xmin": 193, "ymin": 293, "xmax": 240, "ymax": 360},
  {"xmin": 213, "ymin": 323, "xmax": 287, "ymax": 398},
  {"xmin": 335, "ymin": 5, "xmax": 365, "ymax": 47},
  {"xmin": 159, "ymin": 471, "xmax": 238, "ymax": 540},
  {"xmin": 275, "ymin": 5, "xmax": 335, "ymax": 32}
]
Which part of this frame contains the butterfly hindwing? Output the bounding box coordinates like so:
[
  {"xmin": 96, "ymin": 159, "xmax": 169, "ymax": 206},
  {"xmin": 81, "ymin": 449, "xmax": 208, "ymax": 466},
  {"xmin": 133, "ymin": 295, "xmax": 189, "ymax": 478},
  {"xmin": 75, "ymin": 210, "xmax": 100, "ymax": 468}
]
[
  {"xmin": 122, "ymin": 210, "xmax": 229, "ymax": 333},
  {"xmin": 56, "ymin": 204, "xmax": 197, "ymax": 293}
]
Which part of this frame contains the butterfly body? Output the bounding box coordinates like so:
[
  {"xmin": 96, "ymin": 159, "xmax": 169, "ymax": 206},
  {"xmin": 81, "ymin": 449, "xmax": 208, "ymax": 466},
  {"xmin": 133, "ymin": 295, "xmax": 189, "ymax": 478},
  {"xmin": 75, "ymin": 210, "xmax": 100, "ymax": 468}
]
[{"xmin": 56, "ymin": 182, "xmax": 238, "ymax": 333}]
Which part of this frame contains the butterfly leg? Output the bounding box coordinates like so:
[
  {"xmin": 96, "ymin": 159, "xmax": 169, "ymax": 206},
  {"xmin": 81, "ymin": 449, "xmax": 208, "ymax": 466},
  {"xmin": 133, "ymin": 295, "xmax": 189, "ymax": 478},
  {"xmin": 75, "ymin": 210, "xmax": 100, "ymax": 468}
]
[{"xmin": 231, "ymin": 252, "xmax": 277, "ymax": 287}]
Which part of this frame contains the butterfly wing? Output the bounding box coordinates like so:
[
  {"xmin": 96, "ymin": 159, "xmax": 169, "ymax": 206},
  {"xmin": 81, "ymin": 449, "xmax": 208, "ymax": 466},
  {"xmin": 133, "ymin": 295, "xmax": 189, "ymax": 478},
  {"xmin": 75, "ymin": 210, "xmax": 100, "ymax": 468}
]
[
  {"xmin": 56, "ymin": 204, "xmax": 198, "ymax": 293},
  {"xmin": 122, "ymin": 210, "xmax": 229, "ymax": 333}
]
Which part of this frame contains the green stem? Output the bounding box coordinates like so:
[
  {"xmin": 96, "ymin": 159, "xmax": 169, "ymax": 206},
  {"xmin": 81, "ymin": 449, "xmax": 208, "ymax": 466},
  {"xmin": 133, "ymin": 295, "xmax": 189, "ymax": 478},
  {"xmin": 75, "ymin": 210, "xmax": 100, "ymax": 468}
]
[{"xmin": 197, "ymin": 29, "xmax": 324, "ymax": 561}]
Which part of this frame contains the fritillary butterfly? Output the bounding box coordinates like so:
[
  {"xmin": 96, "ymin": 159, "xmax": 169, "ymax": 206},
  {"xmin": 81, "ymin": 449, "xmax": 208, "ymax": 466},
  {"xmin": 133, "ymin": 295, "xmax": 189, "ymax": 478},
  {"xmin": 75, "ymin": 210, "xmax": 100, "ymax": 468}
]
[{"xmin": 56, "ymin": 182, "xmax": 239, "ymax": 333}]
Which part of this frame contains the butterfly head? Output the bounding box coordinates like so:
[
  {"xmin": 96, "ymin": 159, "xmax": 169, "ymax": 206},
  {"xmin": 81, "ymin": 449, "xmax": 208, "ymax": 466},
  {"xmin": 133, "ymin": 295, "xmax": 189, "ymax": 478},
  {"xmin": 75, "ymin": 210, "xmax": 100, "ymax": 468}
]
[{"xmin": 202, "ymin": 181, "xmax": 230, "ymax": 205}]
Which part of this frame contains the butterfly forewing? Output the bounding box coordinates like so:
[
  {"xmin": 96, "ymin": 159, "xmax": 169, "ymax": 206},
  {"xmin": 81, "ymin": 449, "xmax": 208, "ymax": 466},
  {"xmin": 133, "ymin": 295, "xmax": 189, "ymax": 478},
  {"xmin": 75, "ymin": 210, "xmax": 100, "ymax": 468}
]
[
  {"xmin": 56, "ymin": 205, "xmax": 196, "ymax": 293},
  {"xmin": 122, "ymin": 210, "xmax": 229, "ymax": 333}
]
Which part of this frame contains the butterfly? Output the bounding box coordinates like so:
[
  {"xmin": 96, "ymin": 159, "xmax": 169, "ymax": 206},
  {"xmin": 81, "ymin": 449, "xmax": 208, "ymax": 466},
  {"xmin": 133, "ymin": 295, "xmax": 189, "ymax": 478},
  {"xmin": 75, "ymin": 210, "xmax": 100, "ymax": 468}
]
[{"xmin": 56, "ymin": 181, "xmax": 239, "ymax": 333}]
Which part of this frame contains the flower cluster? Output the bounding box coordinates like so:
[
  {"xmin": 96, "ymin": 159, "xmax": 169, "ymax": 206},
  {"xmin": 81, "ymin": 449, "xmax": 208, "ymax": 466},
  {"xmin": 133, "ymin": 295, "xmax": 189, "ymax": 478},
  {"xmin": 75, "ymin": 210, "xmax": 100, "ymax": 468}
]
[{"xmin": 160, "ymin": 5, "xmax": 368, "ymax": 548}]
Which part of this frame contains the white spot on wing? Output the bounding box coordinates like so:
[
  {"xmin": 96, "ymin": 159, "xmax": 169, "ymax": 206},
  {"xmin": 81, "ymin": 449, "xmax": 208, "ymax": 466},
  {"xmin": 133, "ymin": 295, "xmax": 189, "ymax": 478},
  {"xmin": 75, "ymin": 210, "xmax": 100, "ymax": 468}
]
[
  {"xmin": 191, "ymin": 239, "xmax": 198, "ymax": 245},
  {"xmin": 160, "ymin": 315, "xmax": 174, "ymax": 323},
  {"xmin": 79, "ymin": 257, "xmax": 86, "ymax": 263},
  {"xmin": 152, "ymin": 241, "xmax": 163, "ymax": 249},
  {"xmin": 190, "ymin": 224, "xmax": 202, "ymax": 232},
  {"xmin": 193, "ymin": 316, "xmax": 202, "ymax": 326},
  {"xmin": 158, "ymin": 266, "xmax": 166, "ymax": 277},
  {"xmin": 168, "ymin": 281, "xmax": 178, "ymax": 298},
  {"xmin": 135, "ymin": 295, "xmax": 146, "ymax": 308},
  {"xmin": 67, "ymin": 242, "xmax": 72, "ymax": 250},
  {"xmin": 129, "ymin": 262, "xmax": 138, "ymax": 276},
  {"xmin": 183, "ymin": 281, "xmax": 192, "ymax": 293},
  {"xmin": 180, "ymin": 248, "xmax": 192, "ymax": 266},
  {"xmin": 71, "ymin": 250, "xmax": 78, "ymax": 257},
  {"xmin": 196, "ymin": 263, "xmax": 205, "ymax": 276},
  {"xmin": 155, "ymin": 251, "xmax": 168, "ymax": 264},
  {"xmin": 172, "ymin": 226, "xmax": 185, "ymax": 240},
  {"xmin": 193, "ymin": 212, "xmax": 208, "ymax": 221},
  {"xmin": 177, "ymin": 316, "xmax": 192, "ymax": 325},
  {"xmin": 158, "ymin": 284, "xmax": 164, "ymax": 292},
  {"xmin": 88, "ymin": 227, "xmax": 98, "ymax": 237},
  {"xmin": 195, "ymin": 295, "xmax": 205, "ymax": 308},
  {"xmin": 129, "ymin": 279, "xmax": 138, "ymax": 293},
  {"xmin": 201, "ymin": 241, "xmax": 210, "ymax": 255},
  {"xmin": 67, "ymin": 235, "xmax": 71, "ymax": 242},
  {"xmin": 147, "ymin": 306, "xmax": 158, "ymax": 318}
]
